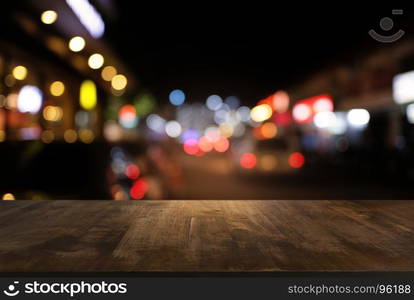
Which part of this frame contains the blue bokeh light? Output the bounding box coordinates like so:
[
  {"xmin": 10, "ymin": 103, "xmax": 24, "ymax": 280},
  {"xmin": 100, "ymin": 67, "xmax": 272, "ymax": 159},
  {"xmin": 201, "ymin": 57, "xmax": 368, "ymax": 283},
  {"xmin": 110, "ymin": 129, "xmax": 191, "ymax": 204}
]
[{"xmin": 169, "ymin": 89, "xmax": 186, "ymax": 106}]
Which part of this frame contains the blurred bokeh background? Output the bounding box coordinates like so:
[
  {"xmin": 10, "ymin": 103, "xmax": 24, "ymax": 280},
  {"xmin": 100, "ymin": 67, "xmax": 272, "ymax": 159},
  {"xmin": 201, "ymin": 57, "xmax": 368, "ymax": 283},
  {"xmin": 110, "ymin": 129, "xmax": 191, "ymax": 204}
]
[{"xmin": 1, "ymin": 2, "xmax": 414, "ymax": 200}]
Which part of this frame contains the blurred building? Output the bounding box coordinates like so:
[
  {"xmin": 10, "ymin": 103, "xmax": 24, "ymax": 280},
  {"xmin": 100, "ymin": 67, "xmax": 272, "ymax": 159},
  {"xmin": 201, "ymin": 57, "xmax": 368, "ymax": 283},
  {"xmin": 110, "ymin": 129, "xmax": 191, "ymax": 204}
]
[{"xmin": 0, "ymin": 0, "xmax": 140, "ymax": 199}]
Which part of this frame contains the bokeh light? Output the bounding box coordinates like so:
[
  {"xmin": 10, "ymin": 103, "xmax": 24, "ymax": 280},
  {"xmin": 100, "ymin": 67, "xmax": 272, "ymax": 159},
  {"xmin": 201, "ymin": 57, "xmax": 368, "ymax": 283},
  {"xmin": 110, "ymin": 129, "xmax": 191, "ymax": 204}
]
[
  {"xmin": 80, "ymin": 80, "xmax": 97, "ymax": 110},
  {"xmin": 260, "ymin": 122, "xmax": 277, "ymax": 139},
  {"xmin": 2, "ymin": 193, "xmax": 15, "ymax": 201},
  {"xmin": 68, "ymin": 36, "xmax": 85, "ymax": 52},
  {"xmin": 125, "ymin": 164, "xmax": 140, "ymax": 180},
  {"xmin": 43, "ymin": 105, "xmax": 63, "ymax": 122},
  {"xmin": 292, "ymin": 103, "xmax": 312, "ymax": 123},
  {"xmin": 198, "ymin": 136, "xmax": 213, "ymax": 152},
  {"xmin": 240, "ymin": 153, "xmax": 257, "ymax": 169},
  {"xmin": 219, "ymin": 123, "xmax": 234, "ymax": 137},
  {"xmin": 236, "ymin": 106, "xmax": 251, "ymax": 122},
  {"xmin": 289, "ymin": 152, "xmax": 305, "ymax": 168},
  {"xmin": 183, "ymin": 138, "xmax": 199, "ymax": 155},
  {"xmin": 101, "ymin": 66, "xmax": 117, "ymax": 81},
  {"xmin": 214, "ymin": 136, "xmax": 230, "ymax": 152},
  {"xmin": 130, "ymin": 178, "xmax": 149, "ymax": 199},
  {"xmin": 406, "ymin": 103, "xmax": 414, "ymax": 124},
  {"xmin": 118, "ymin": 104, "xmax": 138, "ymax": 128},
  {"xmin": 272, "ymin": 91, "xmax": 290, "ymax": 113},
  {"xmin": 313, "ymin": 97, "xmax": 334, "ymax": 113},
  {"xmin": 347, "ymin": 109, "xmax": 370, "ymax": 127},
  {"xmin": 206, "ymin": 95, "xmax": 223, "ymax": 111},
  {"xmin": 169, "ymin": 89, "xmax": 186, "ymax": 106},
  {"xmin": 250, "ymin": 104, "xmax": 272, "ymax": 122},
  {"xmin": 41, "ymin": 130, "xmax": 55, "ymax": 143},
  {"xmin": 314, "ymin": 111, "xmax": 336, "ymax": 129},
  {"xmin": 146, "ymin": 114, "xmax": 166, "ymax": 133},
  {"xmin": 88, "ymin": 53, "xmax": 104, "ymax": 69},
  {"xmin": 224, "ymin": 96, "xmax": 240, "ymax": 109},
  {"xmin": 12, "ymin": 66, "xmax": 27, "ymax": 80},
  {"xmin": 17, "ymin": 85, "xmax": 43, "ymax": 114},
  {"xmin": 165, "ymin": 120, "xmax": 182, "ymax": 138},
  {"xmin": 79, "ymin": 128, "xmax": 95, "ymax": 143},
  {"xmin": 64, "ymin": 129, "xmax": 78, "ymax": 143},
  {"xmin": 50, "ymin": 81, "xmax": 65, "ymax": 96},
  {"xmin": 181, "ymin": 128, "xmax": 199, "ymax": 142},
  {"xmin": 205, "ymin": 126, "xmax": 221, "ymax": 143},
  {"xmin": 111, "ymin": 74, "xmax": 127, "ymax": 90},
  {"xmin": 41, "ymin": 10, "xmax": 58, "ymax": 24}
]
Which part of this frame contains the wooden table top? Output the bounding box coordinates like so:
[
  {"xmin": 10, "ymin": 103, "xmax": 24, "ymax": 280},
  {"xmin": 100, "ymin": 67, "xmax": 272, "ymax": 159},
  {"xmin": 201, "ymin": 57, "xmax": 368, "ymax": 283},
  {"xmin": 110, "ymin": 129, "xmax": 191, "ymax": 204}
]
[{"xmin": 0, "ymin": 200, "xmax": 413, "ymax": 272}]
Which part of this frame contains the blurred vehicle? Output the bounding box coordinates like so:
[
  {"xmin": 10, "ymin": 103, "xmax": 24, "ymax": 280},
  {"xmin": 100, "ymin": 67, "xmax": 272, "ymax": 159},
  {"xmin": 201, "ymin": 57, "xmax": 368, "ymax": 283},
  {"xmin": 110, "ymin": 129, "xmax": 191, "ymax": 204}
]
[{"xmin": 234, "ymin": 134, "xmax": 302, "ymax": 176}]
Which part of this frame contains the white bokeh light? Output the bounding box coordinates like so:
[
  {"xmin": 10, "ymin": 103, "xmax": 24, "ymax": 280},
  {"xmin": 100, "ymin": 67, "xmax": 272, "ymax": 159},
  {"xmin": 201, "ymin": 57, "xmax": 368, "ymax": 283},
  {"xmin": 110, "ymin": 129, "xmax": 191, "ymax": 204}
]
[
  {"xmin": 165, "ymin": 120, "xmax": 182, "ymax": 138},
  {"xmin": 17, "ymin": 85, "xmax": 43, "ymax": 114},
  {"xmin": 347, "ymin": 109, "xmax": 370, "ymax": 127}
]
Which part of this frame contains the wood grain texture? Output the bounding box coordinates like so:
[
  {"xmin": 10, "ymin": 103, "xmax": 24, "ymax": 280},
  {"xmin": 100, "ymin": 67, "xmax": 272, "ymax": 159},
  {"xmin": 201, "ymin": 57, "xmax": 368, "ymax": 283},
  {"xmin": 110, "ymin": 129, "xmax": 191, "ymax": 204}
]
[{"xmin": 0, "ymin": 200, "xmax": 413, "ymax": 272}]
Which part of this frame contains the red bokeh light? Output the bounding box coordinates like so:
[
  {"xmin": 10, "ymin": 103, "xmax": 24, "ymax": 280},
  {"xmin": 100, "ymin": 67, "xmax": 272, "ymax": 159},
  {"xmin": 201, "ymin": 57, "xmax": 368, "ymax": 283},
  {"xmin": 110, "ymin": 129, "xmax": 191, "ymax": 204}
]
[
  {"xmin": 119, "ymin": 104, "xmax": 136, "ymax": 120},
  {"xmin": 214, "ymin": 136, "xmax": 230, "ymax": 152},
  {"xmin": 240, "ymin": 153, "xmax": 257, "ymax": 169},
  {"xmin": 272, "ymin": 90, "xmax": 290, "ymax": 113},
  {"xmin": 198, "ymin": 136, "xmax": 213, "ymax": 152},
  {"xmin": 289, "ymin": 152, "xmax": 305, "ymax": 168},
  {"xmin": 125, "ymin": 164, "xmax": 140, "ymax": 180},
  {"xmin": 292, "ymin": 94, "xmax": 333, "ymax": 124},
  {"xmin": 183, "ymin": 138, "xmax": 199, "ymax": 155},
  {"xmin": 130, "ymin": 178, "xmax": 149, "ymax": 199}
]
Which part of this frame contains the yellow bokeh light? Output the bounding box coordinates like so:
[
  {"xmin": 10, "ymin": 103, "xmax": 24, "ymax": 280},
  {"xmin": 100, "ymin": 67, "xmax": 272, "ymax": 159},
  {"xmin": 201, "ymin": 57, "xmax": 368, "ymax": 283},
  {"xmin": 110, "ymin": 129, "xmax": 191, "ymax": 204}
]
[
  {"xmin": 219, "ymin": 123, "xmax": 234, "ymax": 138},
  {"xmin": 50, "ymin": 81, "xmax": 65, "ymax": 96},
  {"xmin": 2, "ymin": 193, "xmax": 15, "ymax": 201},
  {"xmin": 88, "ymin": 53, "xmax": 104, "ymax": 69},
  {"xmin": 68, "ymin": 36, "xmax": 85, "ymax": 52},
  {"xmin": 41, "ymin": 130, "xmax": 55, "ymax": 143},
  {"xmin": 79, "ymin": 129, "xmax": 94, "ymax": 144},
  {"xmin": 111, "ymin": 74, "xmax": 127, "ymax": 90},
  {"xmin": 250, "ymin": 104, "xmax": 272, "ymax": 122},
  {"xmin": 64, "ymin": 129, "xmax": 77, "ymax": 143},
  {"xmin": 41, "ymin": 10, "xmax": 58, "ymax": 24},
  {"xmin": 260, "ymin": 122, "xmax": 277, "ymax": 139},
  {"xmin": 101, "ymin": 66, "xmax": 117, "ymax": 81},
  {"xmin": 12, "ymin": 66, "xmax": 28, "ymax": 80},
  {"xmin": 80, "ymin": 80, "xmax": 97, "ymax": 110},
  {"xmin": 43, "ymin": 106, "xmax": 63, "ymax": 122}
]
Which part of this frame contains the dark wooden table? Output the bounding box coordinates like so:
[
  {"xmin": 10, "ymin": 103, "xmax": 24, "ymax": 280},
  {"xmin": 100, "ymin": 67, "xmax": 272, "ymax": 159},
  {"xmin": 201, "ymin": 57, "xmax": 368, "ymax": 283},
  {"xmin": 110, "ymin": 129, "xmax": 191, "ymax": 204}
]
[{"xmin": 0, "ymin": 200, "xmax": 413, "ymax": 272}]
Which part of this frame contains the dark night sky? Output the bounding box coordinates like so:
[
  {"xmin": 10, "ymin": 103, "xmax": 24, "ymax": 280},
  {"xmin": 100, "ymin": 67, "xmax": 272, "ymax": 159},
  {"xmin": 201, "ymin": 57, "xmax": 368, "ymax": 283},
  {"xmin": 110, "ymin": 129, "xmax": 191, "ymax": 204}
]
[
  {"xmin": 2, "ymin": 2, "xmax": 410, "ymax": 105},
  {"xmin": 106, "ymin": 4, "xmax": 410, "ymax": 104}
]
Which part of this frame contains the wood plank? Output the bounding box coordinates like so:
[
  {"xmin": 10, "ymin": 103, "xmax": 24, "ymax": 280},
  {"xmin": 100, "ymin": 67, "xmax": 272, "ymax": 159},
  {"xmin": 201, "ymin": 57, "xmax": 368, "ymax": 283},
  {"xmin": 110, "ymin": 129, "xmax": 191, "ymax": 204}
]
[{"xmin": 0, "ymin": 200, "xmax": 413, "ymax": 272}]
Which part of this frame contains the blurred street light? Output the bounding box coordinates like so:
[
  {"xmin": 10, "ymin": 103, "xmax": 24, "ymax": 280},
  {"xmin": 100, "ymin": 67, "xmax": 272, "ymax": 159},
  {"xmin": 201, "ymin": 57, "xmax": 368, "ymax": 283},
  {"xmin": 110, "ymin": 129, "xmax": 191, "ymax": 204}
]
[
  {"xmin": 50, "ymin": 81, "xmax": 65, "ymax": 96},
  {"xmin": 66, "ymin": 0, "xmax": 105, "ymax": 38},
  {"xmin": 88, "ymin": 53, "xmax": 104, "ymax": 69},
  {"xmin": 80, "ymin": 80, "xmax": 97, "ymax": 110},
  {"xmin": 12, "ymin": 66, "xmax": 28, "ymax": 80},
  {"xmin": 101, "ymin": 66, "xmax": 117, "ymax": 81},
  {"xmin": 347, "ymin": 109, "xmax": 370, "ymax": 128},
  {"xmin": 111, "ymin": 74, "xmax": 127, "ymax": 90},
  {"xmin": 17, "ymin": 85, "xmax": 43, "ymax": 114},
  {"xmin": 69, "ymin": 36, "xmax": 86, "ymax": 52},
  {"xmin": 41, "ymin": 10, "xmax": 58, "ymax": 25},
  {"xmin": 251, "ymin": 104, "xmax": 272, "ymax": 122}
]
